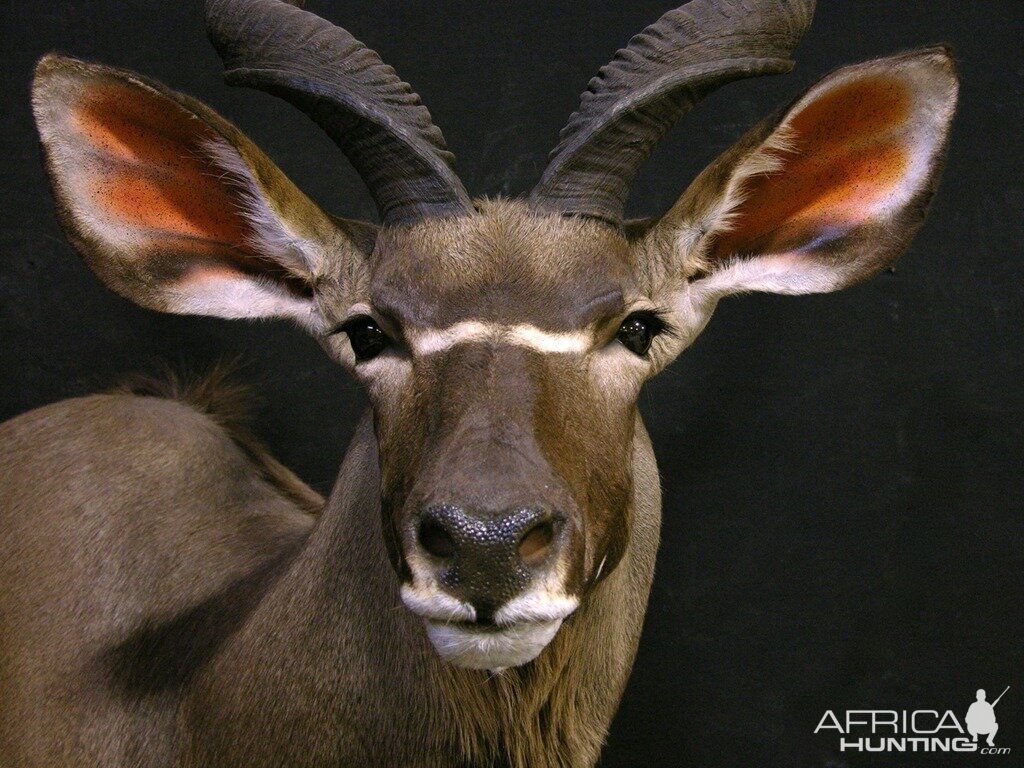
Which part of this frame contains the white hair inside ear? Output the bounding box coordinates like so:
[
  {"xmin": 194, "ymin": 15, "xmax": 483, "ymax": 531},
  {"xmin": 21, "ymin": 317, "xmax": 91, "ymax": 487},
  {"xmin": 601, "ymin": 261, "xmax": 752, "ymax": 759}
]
[
  {"xmin": 31, "ymin": 54, "xmax": 362, "ymax": 333},
  {"xmin": 649, "ymin": 47, "xmax": 957, "ymax": 323}
]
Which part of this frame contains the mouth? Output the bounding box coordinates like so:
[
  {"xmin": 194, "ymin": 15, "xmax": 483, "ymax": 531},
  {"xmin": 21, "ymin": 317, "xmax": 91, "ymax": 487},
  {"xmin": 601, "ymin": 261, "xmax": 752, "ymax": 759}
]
[
  {"xmin": 424, "ymin": 618, "xmax": 564, "ymax": 670},
  {"xmin": 400, "ymin": 585, "xmax": 578, "ymax": 670}
]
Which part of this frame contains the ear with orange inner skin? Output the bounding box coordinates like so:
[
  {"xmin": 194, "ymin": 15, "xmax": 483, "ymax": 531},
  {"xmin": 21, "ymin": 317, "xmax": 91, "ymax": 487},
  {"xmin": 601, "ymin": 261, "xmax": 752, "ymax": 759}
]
[
  {"xmin": 31, "ymin": 54, "xmax": 366, "ymax": 331},
  {"xmin": 646, "ymin": 47, "xmax": 958, "ymax": 314}
]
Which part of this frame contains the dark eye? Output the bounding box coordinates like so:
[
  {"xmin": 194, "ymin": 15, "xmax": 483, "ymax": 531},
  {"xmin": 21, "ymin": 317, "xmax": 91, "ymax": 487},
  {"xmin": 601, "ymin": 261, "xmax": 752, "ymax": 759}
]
[
  {"xmin": 338, "ymin": 316, "xmax": 389, "ymax": 361},
  {"xmin": 616, "ymin": 312, "xmax": 663, "ymax": 356}
]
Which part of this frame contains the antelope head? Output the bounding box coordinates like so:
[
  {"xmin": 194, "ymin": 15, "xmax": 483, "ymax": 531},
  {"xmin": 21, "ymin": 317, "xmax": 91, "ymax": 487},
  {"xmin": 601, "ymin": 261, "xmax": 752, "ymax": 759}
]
[{"xmin": 31, "ymin": 0, "xmax": 957, "ymax": 670}]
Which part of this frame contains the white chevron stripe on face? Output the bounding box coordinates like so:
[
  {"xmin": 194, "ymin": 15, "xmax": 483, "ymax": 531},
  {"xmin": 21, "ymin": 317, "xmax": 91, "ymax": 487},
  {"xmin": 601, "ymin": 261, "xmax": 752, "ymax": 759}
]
[{"xmin": 408, "ymin": 322, "xmax": 591, "ymax": 356}]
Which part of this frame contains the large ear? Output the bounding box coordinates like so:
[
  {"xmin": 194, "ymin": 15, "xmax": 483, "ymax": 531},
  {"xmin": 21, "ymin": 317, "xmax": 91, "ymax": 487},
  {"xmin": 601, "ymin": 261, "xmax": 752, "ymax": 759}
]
[
  {"xmin": 645, "ymin": 47, "xmax": 958, "ymax": 313},
  {"xmin": 31, "ymin": 54, "xmax": 369, "ymax": 331}
]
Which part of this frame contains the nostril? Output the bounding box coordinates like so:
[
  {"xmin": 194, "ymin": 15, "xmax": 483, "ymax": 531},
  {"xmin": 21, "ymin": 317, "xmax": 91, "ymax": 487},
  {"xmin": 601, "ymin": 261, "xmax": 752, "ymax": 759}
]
[
  {"xmin": 418, "ymin": 518, "xmax": 457, "ymax": 559},
  {"xmin": 517, "ymin": 518, "xmax": 556, "ymax": 567}
]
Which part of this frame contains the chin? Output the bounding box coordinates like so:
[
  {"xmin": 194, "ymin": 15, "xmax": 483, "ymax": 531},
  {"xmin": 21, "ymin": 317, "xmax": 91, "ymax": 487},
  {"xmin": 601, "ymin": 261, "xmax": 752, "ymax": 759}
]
[{"xmin": 424, "ymin": 619, "xmax": 564, "ymax": 671}]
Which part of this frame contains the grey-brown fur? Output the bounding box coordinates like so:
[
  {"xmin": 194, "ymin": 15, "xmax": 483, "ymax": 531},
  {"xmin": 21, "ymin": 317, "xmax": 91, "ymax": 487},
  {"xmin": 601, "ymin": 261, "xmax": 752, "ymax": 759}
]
[
  {"xmin": 0, "ymin": 385, "xmax": 659, "ymax": 767},
  {"xmin": 2, "ymin": 0, "xmax": 959, "ymax": 765},
  {"xmin": 109, "ymin": 365, "xmax": 325, "ymax": 515}
]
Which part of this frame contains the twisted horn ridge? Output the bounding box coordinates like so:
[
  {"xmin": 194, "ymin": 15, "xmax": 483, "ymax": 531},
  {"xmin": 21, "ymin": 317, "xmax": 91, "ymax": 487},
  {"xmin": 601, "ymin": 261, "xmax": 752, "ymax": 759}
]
[
  {"xmin": 206, "ymin": 0, "xmax": 472, "ymax": 225},
  {"xmin": 530, "ymin": 0, "xmax": 816, "ymax": 226}
]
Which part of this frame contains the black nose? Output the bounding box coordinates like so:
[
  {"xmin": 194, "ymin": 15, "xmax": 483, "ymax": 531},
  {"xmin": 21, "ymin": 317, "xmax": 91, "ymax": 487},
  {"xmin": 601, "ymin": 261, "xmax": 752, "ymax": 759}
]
[{"xmin": 415, "ymin": 504, "xmax": 564, "ymax": 615}]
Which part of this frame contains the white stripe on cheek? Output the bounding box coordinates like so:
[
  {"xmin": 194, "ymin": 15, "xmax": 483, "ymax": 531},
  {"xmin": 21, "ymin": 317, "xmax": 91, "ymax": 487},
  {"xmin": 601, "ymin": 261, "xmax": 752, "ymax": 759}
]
[{"xmin": 408, "ymin": 322, "xmax": 591, "ymax": 356}]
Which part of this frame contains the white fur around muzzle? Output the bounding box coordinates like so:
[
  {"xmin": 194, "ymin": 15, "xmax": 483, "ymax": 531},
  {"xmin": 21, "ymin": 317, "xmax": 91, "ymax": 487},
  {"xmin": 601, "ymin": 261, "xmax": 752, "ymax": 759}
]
[
  {"xmin": 400, "ymin": 584, "xmax": 577, "ymax": 670},
  {"xmin": 424, "ymin": 618, "xmax": 564, "ymax": 670}
]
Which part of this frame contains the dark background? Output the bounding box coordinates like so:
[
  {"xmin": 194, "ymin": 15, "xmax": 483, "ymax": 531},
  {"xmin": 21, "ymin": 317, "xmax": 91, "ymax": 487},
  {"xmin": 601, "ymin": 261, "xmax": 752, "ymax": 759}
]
[{"xmin": 1, "ymin": 2, "xmax": 1022, "ymax": 766}]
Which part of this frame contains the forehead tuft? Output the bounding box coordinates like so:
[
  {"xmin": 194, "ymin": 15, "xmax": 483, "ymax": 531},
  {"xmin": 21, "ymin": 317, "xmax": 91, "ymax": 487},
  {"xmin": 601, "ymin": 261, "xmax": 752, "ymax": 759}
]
[{"xmin": 370, "ymin": 198, "xmax": 633, "ymax": 330}]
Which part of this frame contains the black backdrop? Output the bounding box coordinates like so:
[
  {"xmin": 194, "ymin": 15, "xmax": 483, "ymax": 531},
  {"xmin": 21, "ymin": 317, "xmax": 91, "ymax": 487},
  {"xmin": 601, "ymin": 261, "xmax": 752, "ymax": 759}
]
[{"xmin": 1, "ymin": 2, "xmax": 1022, "ymax": 766}]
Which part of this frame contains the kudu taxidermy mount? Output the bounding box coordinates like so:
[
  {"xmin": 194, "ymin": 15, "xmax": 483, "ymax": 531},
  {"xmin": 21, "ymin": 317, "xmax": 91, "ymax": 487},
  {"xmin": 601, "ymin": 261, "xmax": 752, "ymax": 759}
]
[{"xmin": 0, "ymin": 0, "xmax": 957, "ymax": 765}]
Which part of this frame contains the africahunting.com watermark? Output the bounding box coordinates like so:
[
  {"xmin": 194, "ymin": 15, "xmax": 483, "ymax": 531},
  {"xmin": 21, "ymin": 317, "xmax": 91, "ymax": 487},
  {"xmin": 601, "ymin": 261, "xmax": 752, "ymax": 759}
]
[{"xmin": 815, "ymin": 687, "xmax": 1011, "ymax": 755}]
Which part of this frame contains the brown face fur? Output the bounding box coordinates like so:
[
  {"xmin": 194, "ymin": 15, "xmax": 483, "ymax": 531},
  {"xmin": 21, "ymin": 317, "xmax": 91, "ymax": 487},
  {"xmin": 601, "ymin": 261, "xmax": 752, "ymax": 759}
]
[{"xmin": 327, "ymin": 200, "xmax": 648, "ymax": 617}]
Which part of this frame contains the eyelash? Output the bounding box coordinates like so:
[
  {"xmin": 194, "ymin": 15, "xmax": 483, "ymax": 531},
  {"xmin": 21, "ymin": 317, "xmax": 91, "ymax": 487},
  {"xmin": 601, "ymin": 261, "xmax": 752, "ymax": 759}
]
[
  {"xmin": 615, "ymin": 310, "xmax": 674, "ymax": 356},
  {"xmin": 332, "ymin": 315, "xmax": 391, "ymax": 362}
]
